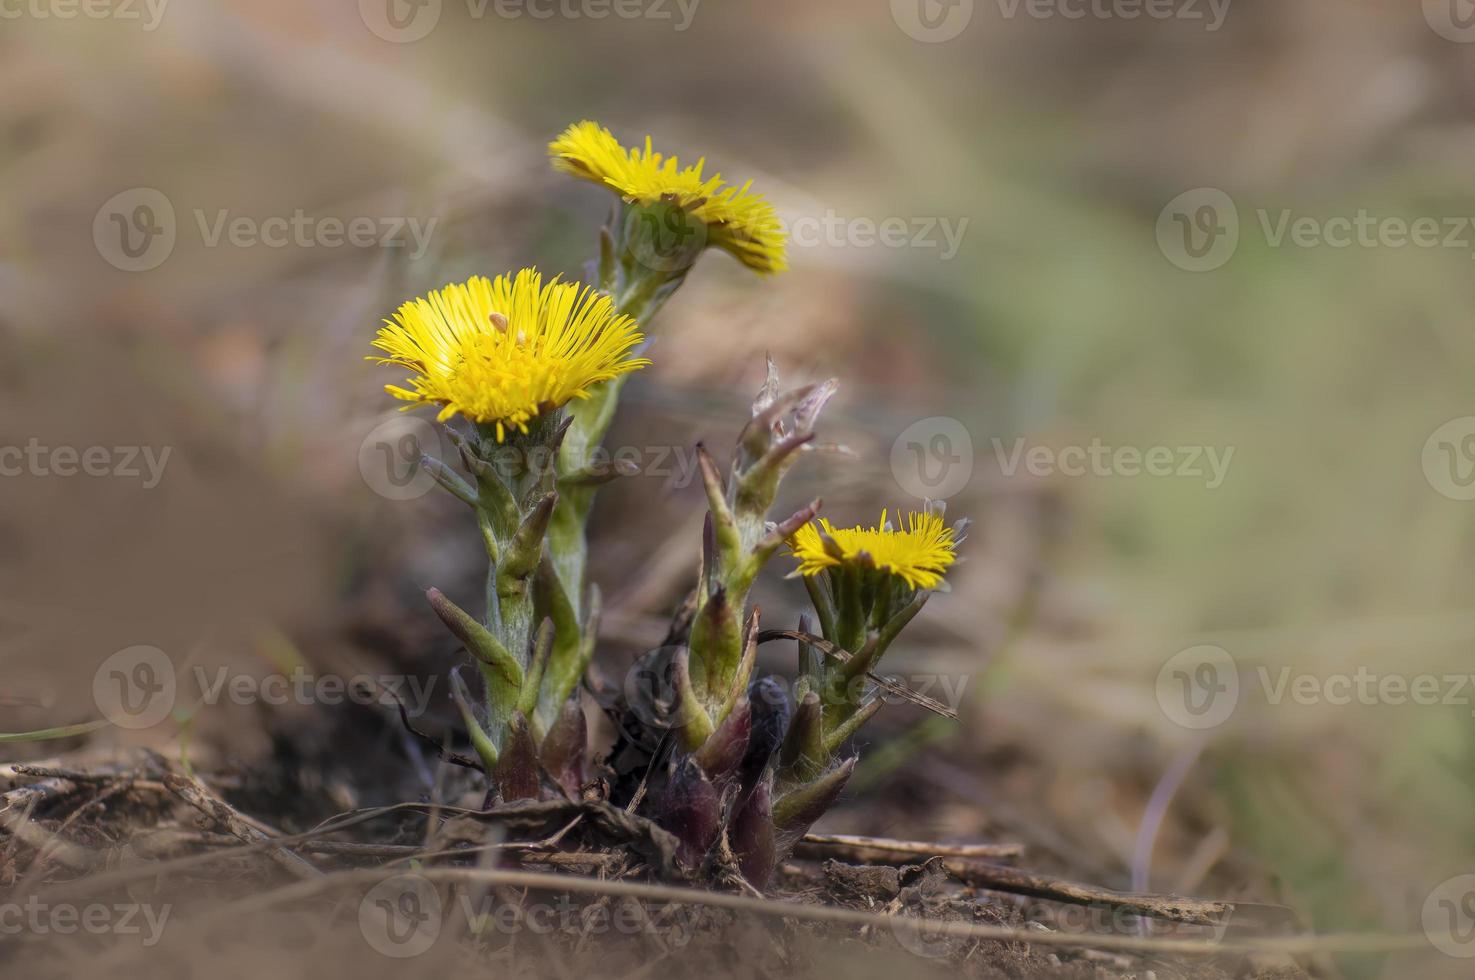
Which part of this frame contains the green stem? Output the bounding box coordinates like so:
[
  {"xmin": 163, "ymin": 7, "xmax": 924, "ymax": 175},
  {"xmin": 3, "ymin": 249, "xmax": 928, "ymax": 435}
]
[
  {"xmin": 541, "ymin": 228, "xmax": 693, "ymax": 691},
  {"xmin": 834, "ymin": 566, "xmax": 867, "ymax": 653}
]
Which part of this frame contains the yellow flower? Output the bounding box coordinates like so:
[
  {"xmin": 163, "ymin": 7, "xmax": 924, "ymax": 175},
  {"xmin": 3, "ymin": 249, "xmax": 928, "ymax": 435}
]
[
  {"xmin": 790, "ymin": 510, "xmax": 958, "ymax": 591},
  {"xmin": 549, "ymin": 120, "xmax": 788, "ymax": 274},
  {"xmin": 371, "ymin": 269, "xmax": 650, "ymax": 440}
]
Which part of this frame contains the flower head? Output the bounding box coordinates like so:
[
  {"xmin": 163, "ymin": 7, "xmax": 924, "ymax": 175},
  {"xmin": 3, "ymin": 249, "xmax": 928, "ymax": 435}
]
[
  {"xmin": 371, "ymin": 269, "xmax": 650, "ymax": 440},
  {"xmin": 549, "ymin": 120, "xmax": 788, "ymax": 274},
  {"xmin": 790, "ymin": 510, "xmax": 957, "ymax": 591}
]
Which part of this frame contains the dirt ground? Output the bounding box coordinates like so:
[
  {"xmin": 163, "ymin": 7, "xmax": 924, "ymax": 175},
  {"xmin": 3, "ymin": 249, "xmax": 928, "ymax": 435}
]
[{"xmin": 0, "ymin": 676, "xmax": 1309, "ymax": 980}]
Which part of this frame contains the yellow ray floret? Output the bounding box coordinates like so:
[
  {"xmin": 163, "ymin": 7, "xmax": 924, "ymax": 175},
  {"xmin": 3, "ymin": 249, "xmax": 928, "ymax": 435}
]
[
  {"xmin": 790, "ymin": 510, "xmax": 958, "ymax": 591},
  {"xmin": 548, "ymin": 120, "xmax": 788, "ymax": 274},
  {"xmin": 370, "ymin": 269, "xmax": 650, "ymax": 440}
]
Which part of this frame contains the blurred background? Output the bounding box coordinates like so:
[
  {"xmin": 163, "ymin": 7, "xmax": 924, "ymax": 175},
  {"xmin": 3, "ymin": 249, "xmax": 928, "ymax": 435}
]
[{"xmin": 5, "ymin": 0, "xmax": 1475, "ymax": 975}]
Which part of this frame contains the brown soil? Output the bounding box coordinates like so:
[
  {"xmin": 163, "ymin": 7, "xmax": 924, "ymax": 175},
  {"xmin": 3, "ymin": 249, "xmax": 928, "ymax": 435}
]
[{"xmin": 0, "ymin": 723, "xmax": 1306, "ymax": 980}]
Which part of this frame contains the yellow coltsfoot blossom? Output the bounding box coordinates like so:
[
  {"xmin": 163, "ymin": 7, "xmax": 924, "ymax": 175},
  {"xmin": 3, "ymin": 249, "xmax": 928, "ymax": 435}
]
[
  {"xmin": 791, "ymin": 509, "xmax": 958, "ymax": 591},
  {"xmin": 549, "ymin": 120, "xmax": 788, "ymax": 274},
  {"xmin": 371, "ymin": 269, "xmax": 650, "ymax": 440}
]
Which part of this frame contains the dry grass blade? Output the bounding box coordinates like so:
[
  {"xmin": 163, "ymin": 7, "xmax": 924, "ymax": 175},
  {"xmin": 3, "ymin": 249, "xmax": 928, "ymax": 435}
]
[
  {"xmin": 0, "ymin": 721, "xmax": 111, "ymax": 743},
  {"xmin": 798, "ymin": 832, "xmax": 1024, "ymax": 861}
]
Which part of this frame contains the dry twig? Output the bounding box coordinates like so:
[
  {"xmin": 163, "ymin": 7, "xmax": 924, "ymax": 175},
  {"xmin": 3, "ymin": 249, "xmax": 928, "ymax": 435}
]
[{"xmin": 162, "ymin": 773, "xmax": 322, "ymax": 880}]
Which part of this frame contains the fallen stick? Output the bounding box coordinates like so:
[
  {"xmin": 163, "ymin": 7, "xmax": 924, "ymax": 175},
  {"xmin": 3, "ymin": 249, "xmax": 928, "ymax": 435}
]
[
  {"xmin": 799, "ymin": 835, "xmax": 1266, "ymax": 928},
  {"xmin": 0, "ymin": 778, "xmax": 86, "ymax": 815},
  {"xmin": 163, "ymin": 773, "xmax": 322, "ymax": 880},
  {"xmin": 8, "ymin": 764, "xmax": 131, "ymax": 784},
  {"xmin": 939, "ymin": 860, "xmax": 1245, "ymax": 927},
  {"xmin": 0, "ymin": 759, "xmax": 69, "ymax": 783}
]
